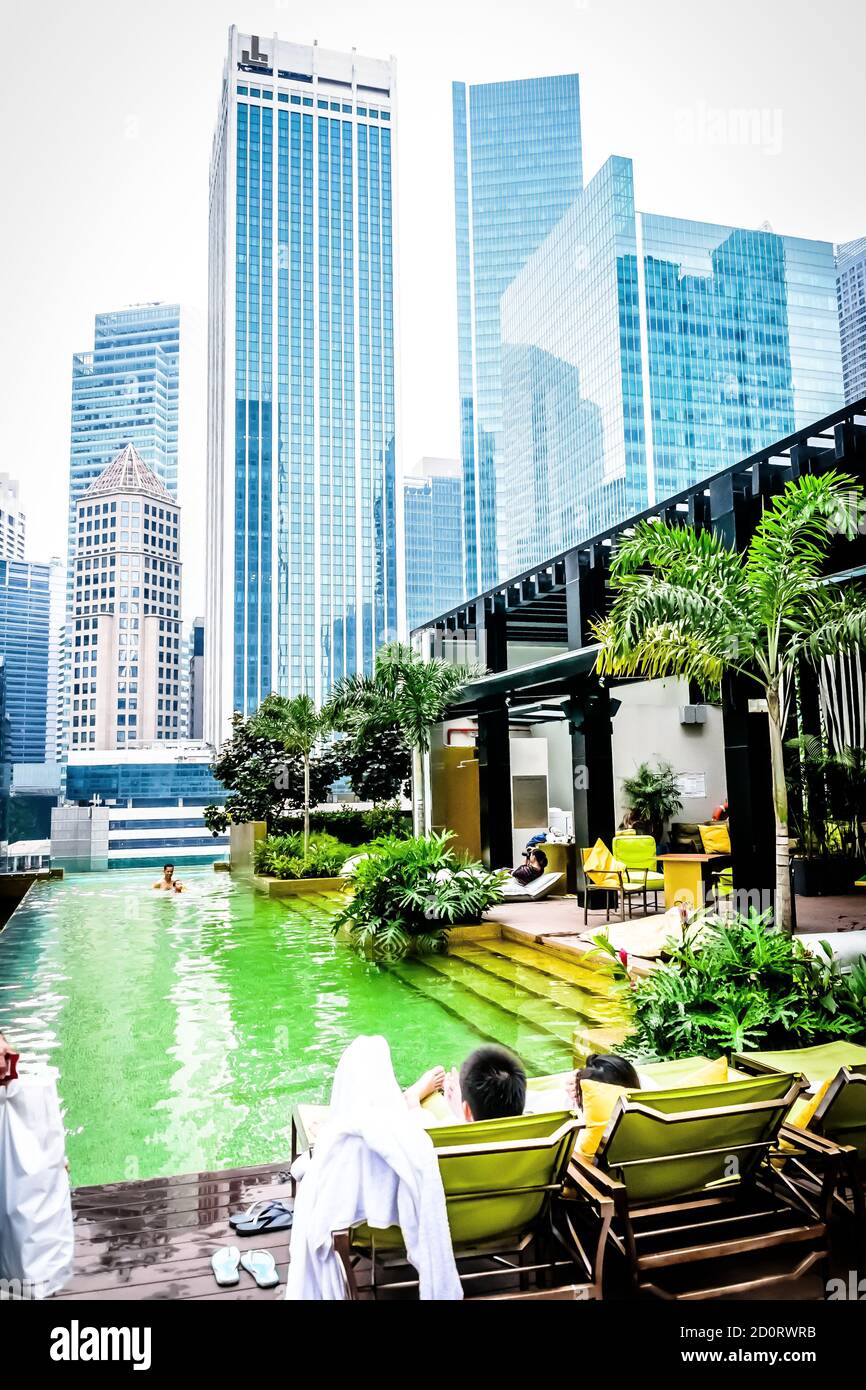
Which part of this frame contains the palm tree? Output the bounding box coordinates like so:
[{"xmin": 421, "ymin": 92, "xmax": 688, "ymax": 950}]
[
  {"xmin": 325, "ymin": 642, "xmax": 482, "ymax": 833},
  {"xmin": 250, "ymin": 693, "xmax": 331, "ymax": 858},
  {"xmin": 594, "ymin": 471, "xmax": 866, "ymax": 934}
]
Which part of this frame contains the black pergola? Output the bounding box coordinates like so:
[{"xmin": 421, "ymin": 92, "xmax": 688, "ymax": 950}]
[{"xmin": 413, "ymin": 398, "xmax": 866, "ymax": 897}]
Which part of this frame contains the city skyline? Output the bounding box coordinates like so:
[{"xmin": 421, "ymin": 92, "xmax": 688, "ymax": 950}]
[{"xmin": 4, "ymin": 0, "xmax": 865, "ymax": 622}]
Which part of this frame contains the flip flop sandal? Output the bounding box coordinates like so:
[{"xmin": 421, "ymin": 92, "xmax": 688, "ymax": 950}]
[
  {"xmin": 211, "ymin": 1245, "xmax": 241, "ymax": 1287},
  {"xmin": 234, "ymin": 1205, "xmax": 293, "ymax": 1236},
  {"xmin": 240, "ymin": 1249, "xmax": 280, "ymax": 1289},
  {"xmin": 229, "ymin": 1198, "xmax": 291, "ymax": 1231}
]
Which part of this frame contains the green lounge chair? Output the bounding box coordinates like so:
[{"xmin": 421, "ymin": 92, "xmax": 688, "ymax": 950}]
[
  {"xmin": 331, "ymin": 1112, "xmax": 594, "ymax": 1299},
  {"xmin": 565, "ymin": 1072, "xmax": 834, "ymax": 1299},
  {"xmin": 736, "ymin": 1043, "xmax": 866, "ymax": 1227}
]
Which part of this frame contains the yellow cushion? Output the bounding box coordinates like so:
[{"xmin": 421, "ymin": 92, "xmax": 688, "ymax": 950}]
[
  {"xmin": 787, "ymin": 1076, "xmax": 833, "ymax": 1131},
  {"xmin": 583, "ymin": 839, "xmax": 626, "ymax": 887},
  {"xmin": 578, "ymin": 1079, "xmax": 632, "ymax": 1155},
  {"xmin": 578, "ymin": 1054, "xmax": 729, "ymax": 1156},
  {"xmin": 699, "ymin": 822, "xmax": 731, "ymax": 854}
]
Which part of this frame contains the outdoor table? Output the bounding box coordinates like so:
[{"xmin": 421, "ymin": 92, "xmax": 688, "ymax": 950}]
[{"xmin": 657, "ymin": 852, "xmax": 730, "ymax": 909}]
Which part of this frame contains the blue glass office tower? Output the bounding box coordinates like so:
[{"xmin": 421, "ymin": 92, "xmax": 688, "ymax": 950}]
[
  {"xmin": 206, "ymin": 29, "xmax": 398, "ymax": 743},
  {"xmin": 404, "ymin": 459, "xmax": 464, "ymax": 633},
  {"xmin": 69, "ymin": 304, "xmax": 180, "ymax": 564},
  {"xmin": 0, "ymin": 560, "xmax": 51, "ymax": 763},
  {"xmin": 836, "ymin": 237, "xmax": 866, "ymax": 404},
  {"xmin": 500, "ymin": 155, "xmax": 844, "ymax": 575},
  {"xmin": 453, "ymin": 75, "xmax": 583, "ymax": 595}
]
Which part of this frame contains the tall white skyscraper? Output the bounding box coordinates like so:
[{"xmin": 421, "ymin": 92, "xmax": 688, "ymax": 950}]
[
  {"xmin": 70, "ymin": 444, "xmax": 182, "ymax": 751},
  {"xmin": 206, "ymin": 28, "xmax": 400, "ymax": 746}
]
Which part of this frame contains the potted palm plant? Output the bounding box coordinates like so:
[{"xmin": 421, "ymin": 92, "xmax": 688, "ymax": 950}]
[
  {"xmin": 594, "ymin": 470, "xmax": 866, "ymax": 934},
  {"xmin": 621, "ymin": 761, "xmax": 683, "ymax": 844}
]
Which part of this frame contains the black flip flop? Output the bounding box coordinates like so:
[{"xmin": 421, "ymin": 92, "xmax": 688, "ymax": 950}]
[{"xmin": 230, "ymin": 1199, "xmax": 294, "ymax": 1236}]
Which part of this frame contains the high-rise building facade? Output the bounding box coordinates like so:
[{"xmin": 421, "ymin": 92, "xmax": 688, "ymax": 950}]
[
  {"xmin": 500, "ymin": 155, "xmax": 845, "ymax": 575},
  {"xmin": 453, "ymin": 75, "xmax": 583, "ymax": 595},
  {"xmin": 206, "ymin": 28, "xmax": 399, "ymax": 745},
  {"xmin": 69, "ymin": 304, "xmax": 180, "ymax": 563},
  {"xmin": 836, "ymin": 237, "xmax": 866, "ymax": 404},
  {"xmin": 186, "ymin": 616, "xmax": 204, "ymax": 740},
  {"xmin": 404, "ymin": 458, "xmax": 464, "ymax": 633},
  {"xmin": 0, "ymin": 559, "xmax": 52, "ymax": 763},
  {"xmin": 0, "ymin": 474, "xmax": 26, "ymax": 560},
  {"xmin": 70, "ymin": 444, "xmax": 182, "ymax": 751},
  {"xmin": 45, "ymin": 557, "xmax": 65, "ymax": 764}
]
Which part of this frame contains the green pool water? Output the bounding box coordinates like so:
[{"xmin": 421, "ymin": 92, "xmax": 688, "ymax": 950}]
[{"xmin": 0, "ymin": 869, "xmax": 606, "ymax": 1187}]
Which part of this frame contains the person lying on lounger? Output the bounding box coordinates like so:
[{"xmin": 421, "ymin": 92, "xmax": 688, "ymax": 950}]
[
  {"xmin": 405, "ymin": 1045, "xmax": 527, "ymax": 1124},
  {"xmin": 510, "ymin": 847, "xmax": 548, "ymax": 886}
]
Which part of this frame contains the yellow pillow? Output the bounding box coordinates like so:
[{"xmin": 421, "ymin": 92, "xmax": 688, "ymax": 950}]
[
  {"xmin": 699, "ymin": 822, "xmax": 731, "ymax": 854},
  {"xmin": 583, "ymin": 838, "xmax": 626, "ymax": 887},
  {"xmin": 788, "ymin": 1076, "xmax": 833, "ymax": 1131},
  {"xmin": 578, "ymin": 1055, "xmax": 729, "ymax": 1157},
  {"xmin": 667, "ymin": 1054, "xmax": 728, "ymax": 1089},
  {"xmin": 578, "ymin": 1079, "xmax": 632, "ymax": 1155}
]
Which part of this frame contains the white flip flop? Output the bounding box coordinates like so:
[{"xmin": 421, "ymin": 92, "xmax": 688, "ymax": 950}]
[
  {"xmin": 211, "ymin": 1245, "xmax": 241, "ymax": 1286},
  {"xmin": 240, "ymin": 1249, "xmax": 280, "ymax": 1289}
]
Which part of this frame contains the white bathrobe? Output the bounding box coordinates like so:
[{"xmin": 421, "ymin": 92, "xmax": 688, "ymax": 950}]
[{"xmin": 286, "ymin": 1036, "xmax": 462, "ymax": 1301}]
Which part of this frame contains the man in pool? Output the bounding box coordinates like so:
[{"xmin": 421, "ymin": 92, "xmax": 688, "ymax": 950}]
[
  {"xmin": 153, "ymin": 863, "xmax": 185, "ymax": 893},
  {"xmin": 405, "ymin": 1045, "xmax": 527, "ymax": 1123}
]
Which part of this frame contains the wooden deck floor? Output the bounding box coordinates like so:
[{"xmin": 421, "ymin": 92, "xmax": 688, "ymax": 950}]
[{"xmin": 54, "ymin": 1164, "xmax": 293, "ymax": 1301}]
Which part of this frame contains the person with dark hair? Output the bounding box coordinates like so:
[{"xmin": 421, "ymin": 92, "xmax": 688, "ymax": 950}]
[
  {"xmin": 442, "ymin": 1045, "xmax": 527, "ymax": 1123},
  {"xmin": 153, "ymin": 863, "xmax": 185, "ymax": 893},
  {"xmin": 511, "ymin": 847, "xmax": 548, "ymax": 886},
  {"xmin": 569, "ymin": 1053, "xmax": 641, "ymax": 1109}
]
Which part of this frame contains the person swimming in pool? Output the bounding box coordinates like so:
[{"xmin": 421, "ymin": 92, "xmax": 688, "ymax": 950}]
[{"xmin": 153, "ymin": 863, "xmax": 185, "ymax": 893}]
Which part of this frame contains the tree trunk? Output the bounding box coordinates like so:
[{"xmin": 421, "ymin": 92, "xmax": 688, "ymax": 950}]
[
  {"xmin": 411, "ymin": 747, "xmax": 425, "ymax": 837},
  {"xmin": 766, "ymin": 685, "xmax": 792, "ymax": 935},
  {"xmin": 303, "ymin": 755, "xmax": 311, "ymax": 860},
  {"xmin": 422, "ymin": 748, "xmax": 433, "ymax": 836}
]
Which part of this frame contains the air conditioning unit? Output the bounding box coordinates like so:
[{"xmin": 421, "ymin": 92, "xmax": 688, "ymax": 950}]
[{"xmin": 679, "ymin": 704, "xmax": 707, "ymax": 725}]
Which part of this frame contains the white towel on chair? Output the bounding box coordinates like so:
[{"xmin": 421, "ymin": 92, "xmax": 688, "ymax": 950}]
[{"xmin": 286, "ymin": 1036, "xmax": 462, "ymax": 1301}]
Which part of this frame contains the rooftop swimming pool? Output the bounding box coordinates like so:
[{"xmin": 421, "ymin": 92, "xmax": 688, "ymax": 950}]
[{"xmin": 0, "ymin": 869, "xmax": 622, "ymax": 1187}]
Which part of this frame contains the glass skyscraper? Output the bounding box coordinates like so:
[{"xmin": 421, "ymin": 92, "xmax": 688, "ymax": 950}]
[
  {"xmin": 836, "ymin": 237, "xmax": 866, "ymax": 404},
  {"xmin": 0, "ymin": 560, "xmax": 52, "ymax": 763},
  {"xmin": 404, "ymin": 458, "xmax": 464, "ymax": 633},
  {"xmin": 206, "ymin": 29, "xmax": 398, "ymax": 744},
  {"xmin": 69, "ymin": 304, "xmax": 180, "ymax": 561},
  {"xmin": 500, "ymin": 155, "xmax": 845, "ymax": 575},
  {"xmin": 453, "ymin": 75, "xmax": 583, "ymax": 596}
]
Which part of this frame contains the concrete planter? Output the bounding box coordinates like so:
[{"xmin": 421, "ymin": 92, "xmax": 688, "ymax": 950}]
[{"xmin": 251, "ymin": 874, "xmax": 349, "ymax": 898}]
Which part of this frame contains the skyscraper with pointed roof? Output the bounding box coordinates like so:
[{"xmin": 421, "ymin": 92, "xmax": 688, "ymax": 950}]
[{"xmin": 70, "ymin": 443, "xmax": 182, "ymax": 751}]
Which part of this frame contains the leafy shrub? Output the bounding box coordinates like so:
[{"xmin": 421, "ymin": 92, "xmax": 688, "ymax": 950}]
[
  {"xmin": 332, "ymin": 831, "xmax": 505, "ymax": 961},
  {"xmin": 275, "ymin": 806, "xmax": 411, "ymax": 845},
  {"xmin": 621, "ymin": 760, "xmax": 683, "ymax": 842},
  {"xmin": 254, "ymin": 831, "xmax": 353, "ymax": 880},
  {"xmin": 625, "ymin": 910, "xmax": 866, "ymax": 1059}
]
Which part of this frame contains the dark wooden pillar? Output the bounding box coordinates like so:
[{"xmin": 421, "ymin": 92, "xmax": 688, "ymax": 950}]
[
  {"xmin": 721, "ymin": 674, "xmax": 774, "ymax": 904},
  {"xmin": 484, "ymin": 594, "xmax": 508, "ymax": 673},
  {"xmin": 566, "ymin": 684, "xmax": 616, "ymax": 850},
  {"xmin": 476, "ymin": 700, "xmax": 513, "ymax": 869}
]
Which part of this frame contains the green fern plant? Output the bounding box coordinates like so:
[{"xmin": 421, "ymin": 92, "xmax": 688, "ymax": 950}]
[{"xmin": 332, "ymin": 831, "xmax": 504, "ymax": 962}]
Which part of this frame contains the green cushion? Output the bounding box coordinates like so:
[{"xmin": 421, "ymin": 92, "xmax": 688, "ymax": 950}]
[
  {"xmin": 597, "ymin": 1078, "xmax": 797, "ymax": 1202},
  {"xmin": 352, "ymin": 1115, "xmax": 578, "ymax": 1254},
  {"xmin": 624, "ymin": 870, "xmax": 665, "ymax": 890},
  {"xmin": 736, "ymin": 1041, "xmax": 866, "ymax": 1091},
  {"xmin": 612, "ymin": 835, "xmax": 658, "ymax": 873}
]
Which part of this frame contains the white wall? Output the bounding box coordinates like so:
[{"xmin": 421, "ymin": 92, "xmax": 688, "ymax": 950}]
[{"xmin": 611, "ymin": 677, "xmax": 726, "ymax": 828}]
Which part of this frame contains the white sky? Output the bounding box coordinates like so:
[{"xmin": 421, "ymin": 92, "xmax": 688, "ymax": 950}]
[{"xmin": 2, "ymin": 0, "xmax": 864, "ymax": 619}]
